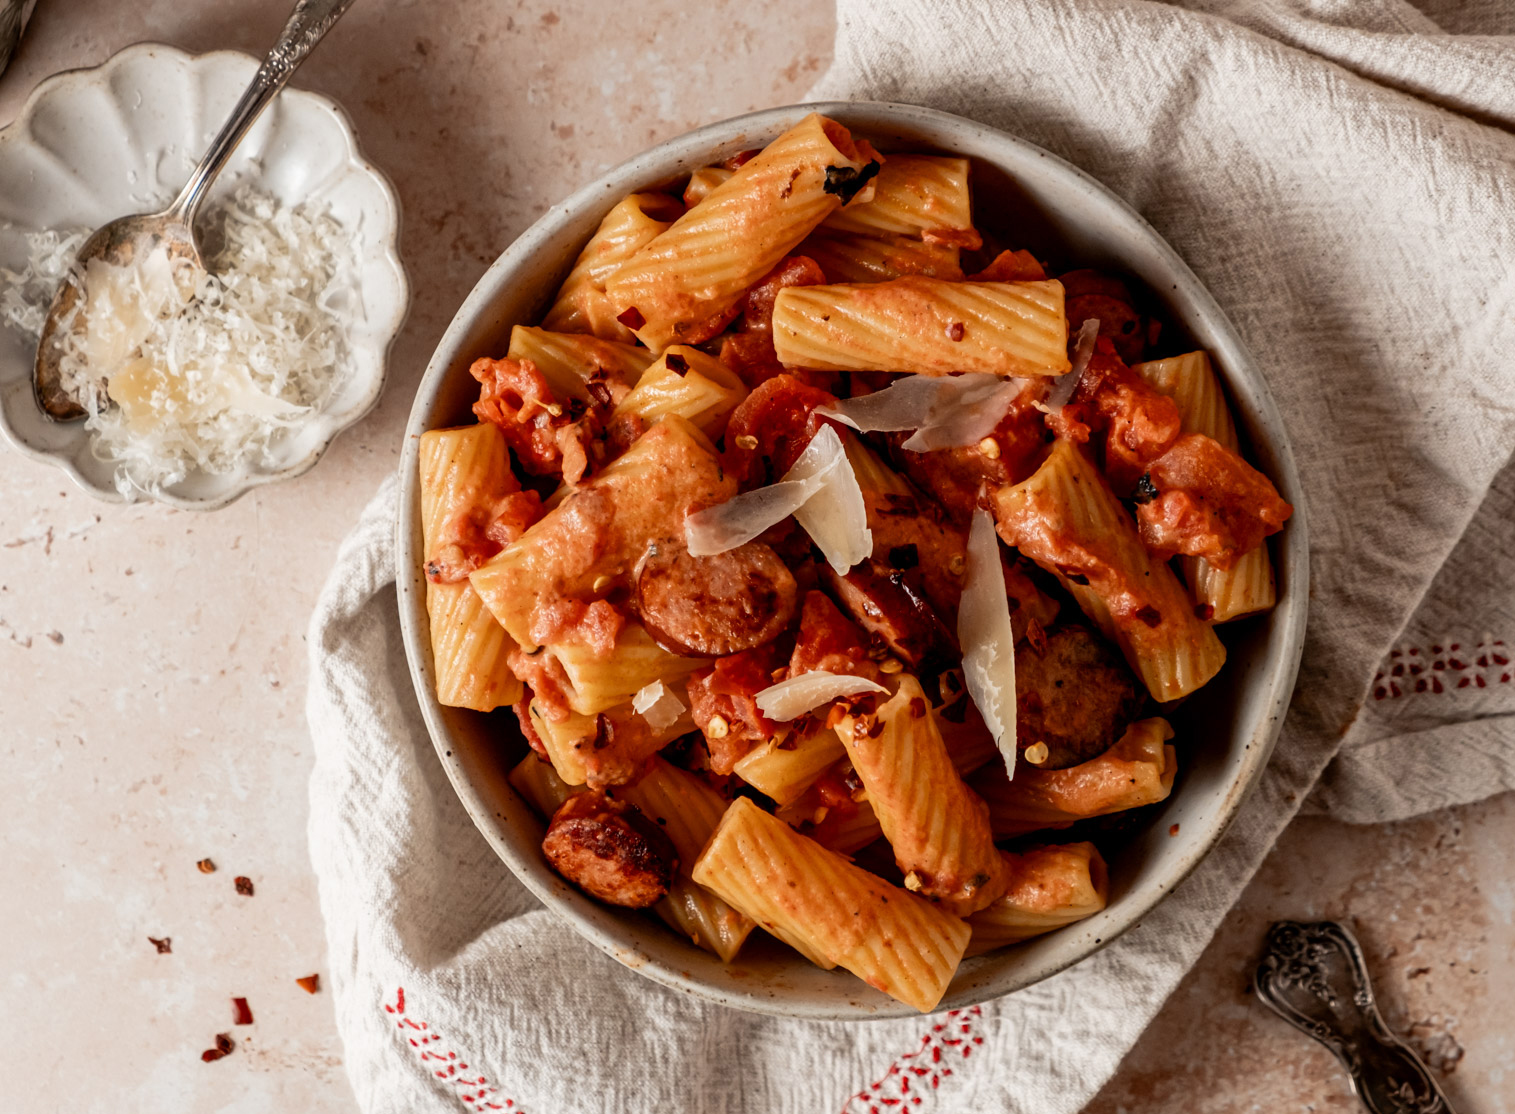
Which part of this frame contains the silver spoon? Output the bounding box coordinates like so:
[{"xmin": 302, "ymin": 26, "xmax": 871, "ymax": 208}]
[
  {"xmin": 34, "ymin": 0, "xmax": 358, "ymax": 421},
  {"xmin": 1254, "ymin": 920, "xmax": 1457, "ymax": 1114}
]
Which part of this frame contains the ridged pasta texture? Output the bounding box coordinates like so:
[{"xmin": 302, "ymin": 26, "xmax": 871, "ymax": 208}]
[
  {"xmin": 970, "ymin": 717, "xmax": 1176, "ymax": 838},
  {"xmin": 1134, "ymin": 350, "xmax": 1276, "ymax": 623},
  {"xmin": 469, "ymin": 415, "xmax": 734, "ymax": 649},
  {"xmin": 609, "ymin": 345, "xmax": 748, "ymax": 440},
  {"xmin": 771, "ymin": 278, "xmax": 1070, "ymax": 376},
  {"xmin": 692, "ymin": 798, "xmax": 971, "ymax": 1013},
  {"xmin": 993, "ymin": 439, "xmax": 1226, "ymax": 701},
  {"xmin": 417, "ymin": 424, "xmax": 524, "ymax": 711},
  {"xmin": 820, "ymin": 155, "xmax": 974, "ymax": 239},
  {"xmin": 834, "ymin": 676, "xmax": 1009, "ymax": 917},
  {"xmin": 966, "ymin": 843, "xmax": 1109, "ymax": 956},
  {"xmin": 542, "ymin": 194, "xmax": 680, "ymax": 342},
  {"xmin": 798, "ymin": 231, "xmax": 963, "ymax": 284},
  {"xmin": 604, "ymin": 113, "xmax": 874, "ymax": 352},
  {"xmin": 617, "ymin": 758, "xmax": 756, "ymax": 962},
  {"xmin": 506, "ymin": 325, "xmax": 656, "ymax": 401},
  {"xmin": 731, "ymin": 726, "xmax": 848, "ymax": 807},
  {"xmin": 530, "ymin": 688, "xmax": 695, "ymax": 788}
]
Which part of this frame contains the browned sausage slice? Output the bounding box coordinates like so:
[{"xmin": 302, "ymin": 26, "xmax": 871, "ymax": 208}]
[
  {"xmin": 1015, "ymin": 626, "xmax": 1143, "ymax": 769},
  {"xmin": 636, "ymin": 542, "xmax": 798, "ymax": 657},
  {"xmin": 541, "ymin": 790, "xmax": 678, "ymax": 908},
  {"xmin": 822, "ymin": 563, "xmax": 956, "ymax": 669}
]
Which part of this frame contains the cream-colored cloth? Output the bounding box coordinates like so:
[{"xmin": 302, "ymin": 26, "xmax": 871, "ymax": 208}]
[{"xmin": 307, "ymin": 3, "xmax": 1515, "ymax": 1111}]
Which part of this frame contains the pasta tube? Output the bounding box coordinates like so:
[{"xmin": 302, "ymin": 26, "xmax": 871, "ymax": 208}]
[
  {"xmin": 505, "ymin": 325, "xmax": 656, "ymax": 404},
  {"xmin": 970, "ymin": 718, "xmax": 1176, "ymax": 838},
  {"xmin": 470, "ymin": 415, "xmax": 735, "ymax": 649},
  {"xmin": 554, "ymin": 623, "xmax": 707, "ymax": 717},
  {"xmin": 772, "ymin": 278, "xmax": 1070, "ymax": 377},
  {"xmin": 418, "ymin": 424, "xmax": 525, "ymax": 711},
  {"xmin": 819, "ymin": 155, "xmax": 975, "ymax": 242},
  {"xmin": 605, "ymin": 113, "xmax": 880, "ymax": 352},
  {"xmin": 798, "ymin": 231, "xmax": 963, "ymax": 284},
  {"xmin": 617, "ymin": 758, "xmax": 756, "ymax": 961},
  {"xmin": 994, "ymin": 440, "xmax": 1226, "ymax": 701},
  {"xmin": 608, "ymin": 345, "xmax": 748, "ymax": 443},
  {"xmin": 965, "ymin": 843, "xmax": 1108, "ymax": 956},
  {"xmin": 692, "ymin": 798, "xmax": 971, "ymax": 1012},
  {"xmin": 1133, "ymin": 350, "xmax": 1276, "ymax": 622},
  {"xmin": 834, "ymin": 676, "xmax": 1008, "ymax": 916},
  {"xmin": 543, "ymin": 193, "xmax": 683, "ymax": 342},
  {"xmin": 732, "ymin": 726, "xmax": 848, "ymax": 807}
]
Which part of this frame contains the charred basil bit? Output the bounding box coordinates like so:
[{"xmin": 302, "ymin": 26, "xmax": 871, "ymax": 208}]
[
  {"xmin": 1135, "ymin": 605, "xmax": 1163, "ymax": 628},
  {"xmin": 665, "ymin": 353, "xmax": 690, "ymax": 376},
  {"xmin": 1194, "ymin": 602, "xmax": 1216, "ymax": 621},
  {"xmin": 887, "ymin": 543, "xmax": 919, "ymax": 569},
  {"xmin": 970, "ymin": 872, "xmax": 991, "ymax": 889},
  {"xmin": 565, "ymin": 397, "xmax": 588, "ymax": 421},
  {"xmin": 1131, "ymin": 473, "xmax": 1159, "ymax": 504},
  {"xmin": 616, "ymin": 306, "xmax": 645, "ymax": 330},
  {"xmin": 823, "ymin": 160, "xmax": 881, "ymax": 204},
  {"xmin": 592, "ymin": 713, "xmax": 612, "ymax": 750}
]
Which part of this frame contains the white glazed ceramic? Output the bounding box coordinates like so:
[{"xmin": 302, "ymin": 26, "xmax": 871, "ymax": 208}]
[
  {"xmin": 0, "ymin": 42, "xmax": 408, "ymax": 509},
  {"xmin": 397, "ymin": 102, "xmax": 1309, "ymax": 1019}
]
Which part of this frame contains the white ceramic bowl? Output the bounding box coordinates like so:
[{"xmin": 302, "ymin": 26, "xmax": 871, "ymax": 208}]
[
  {"xmin": 397, "ymin": 102, "xmax": 1309, "ymax": 1019},
  {"xmin": 0, "ymin": 42, "xmax": 408, "ymax": 509}
]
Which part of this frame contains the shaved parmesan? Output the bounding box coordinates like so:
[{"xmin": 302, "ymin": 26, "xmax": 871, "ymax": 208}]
[
  {"xmin": 754, "ymin": 670, "xmax": 888, "ymax": 722},
  {"xmin": 783, "ymin": 425, "xmax": 872, "ymax": 574},
  {"xmin": 631, "ymin": 680, "xmax": 686, "ymax": 732},
  {"xmin": 1, "ymin": 187, "xmax": 360, "ymax": 498},
  {"xmin": 819, "ymin": 373, "xmax": 1025, "ymax": 452},
  {"xmin": 684, "ymin": 424, "xmax": 872, "ymax": 575},
  {"xmin": 958, "ymin": 507, "xmax": 1018, "ymax": 779},
  {"xmin": 1043, "ymin": 318, "xmax": 1100, "ymax": 413}
]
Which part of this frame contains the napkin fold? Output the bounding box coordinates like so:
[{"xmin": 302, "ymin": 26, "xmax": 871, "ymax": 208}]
[{"xmin": 307, "ymin": 3, "xmax": 1515, "ymax": 1111}]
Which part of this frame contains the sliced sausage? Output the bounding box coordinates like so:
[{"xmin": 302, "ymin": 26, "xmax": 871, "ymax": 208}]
[
  {"xmin": 1015, "ymin": 626, "xmax": 1143, "ymax": 769},
  {"xmin": 822, "ymin": 563, "xmax": 956, "ymax": 669},
  {"xmin": 542, "ymin": 790, "xmax": 678, "ymax": 908},
  {"xmin": 636, "ymin": 542, "xmax": 798, "ymax": 657}
]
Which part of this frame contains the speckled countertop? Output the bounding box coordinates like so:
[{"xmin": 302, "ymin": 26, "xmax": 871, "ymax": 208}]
[{"xmin": 0, "ymin": 3, "xmax": 1509, "ymax": 1112}]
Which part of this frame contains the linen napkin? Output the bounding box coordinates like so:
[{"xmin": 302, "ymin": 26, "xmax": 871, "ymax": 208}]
[{"xmin": 306, "ymin": 3, "xmax": 1515, "ymax": 1112}]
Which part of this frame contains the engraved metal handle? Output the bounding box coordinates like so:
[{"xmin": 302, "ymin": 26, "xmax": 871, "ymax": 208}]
[
  {"xmin": 167, "ymin": 0, "xmax": 358, "ymax": 226},
  {"xmin": 1254, "ymin": 921, "xmax": 1457, "ymax": 1114}
]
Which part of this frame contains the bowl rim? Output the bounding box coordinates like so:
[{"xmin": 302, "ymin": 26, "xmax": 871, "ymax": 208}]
[
  {"xmin": 395, "ymin": 100, "xmax": 1310, "ymax": 1020},
  {"xmin": 0, "ymin": 40, "xmax": 410, "ymax": 510}
]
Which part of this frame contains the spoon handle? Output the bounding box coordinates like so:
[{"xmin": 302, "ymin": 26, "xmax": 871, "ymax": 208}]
[
  {"xmin": 168, "ymin": 0, "xmax": 358, "ymax": 225},
  {"xmin": 1254, "ymin": 921, "xmax": 1457, "ymax": 1114}
]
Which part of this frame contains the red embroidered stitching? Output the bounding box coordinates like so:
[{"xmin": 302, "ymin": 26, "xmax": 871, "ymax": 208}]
[
  {"xmin": 840, "ymin": 1006, "xmax": 985, "ymax": 1113},
  {"xmin": 1372, "ymin": 637, "xmax": 1511, "ymax": 700},
  {"xmin": 386, "ymin": 987, "xmax": 523, "ymax": 1112}
]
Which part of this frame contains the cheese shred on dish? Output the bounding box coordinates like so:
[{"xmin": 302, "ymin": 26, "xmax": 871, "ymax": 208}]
[{"xmin": 1, "ymin": 187, "xmax": 360, "ymax": 497}]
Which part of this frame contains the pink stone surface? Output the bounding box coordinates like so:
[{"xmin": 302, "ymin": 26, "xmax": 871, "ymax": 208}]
[{"xmin": 0, "ymin": 3, "xmax": 1508, "ymax": 1113}]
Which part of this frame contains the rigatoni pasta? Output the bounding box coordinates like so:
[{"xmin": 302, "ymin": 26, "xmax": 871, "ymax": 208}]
[
  {"xmin": 419, "ymin": 121, "xmax": 1293, "ymax": 1012},
  {"xmin": 692, "ymin": 798, "xmax": 971, "ymax": 1012},
  {"xmin": 771, "ymin": 278, "xmax": 1070, "ymax": 377}
]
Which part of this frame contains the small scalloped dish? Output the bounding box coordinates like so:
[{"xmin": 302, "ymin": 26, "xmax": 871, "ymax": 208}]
[{"xmin": 0, "ymin": 43, "xmax": 407, "ymax": 509}]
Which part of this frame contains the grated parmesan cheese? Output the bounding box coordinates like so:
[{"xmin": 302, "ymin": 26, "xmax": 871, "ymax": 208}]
[{"xmin": 1, "ymin": 187, "xmax": 361, "ymax": 498}]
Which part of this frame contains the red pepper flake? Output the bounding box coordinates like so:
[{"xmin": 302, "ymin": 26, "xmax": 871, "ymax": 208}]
[
  {"xmin": 1134, "ymin": 606, "xmax": 1162, "ymax": 628},
  {"xmin": 946, "ymin": 321, "xmax": 965, "ymax": 342},
  {"xmin": 234, "ymin": 876, "xmax": 255, "ymax": 897},
  {"xmin": 1169, "ymin": 823, "xmax": 1181, "ymax": 837},
  {"xmin": 196, "ymin": 858, "xmax": 216, "ymax": 874},
  {"xmin": 296, "ymin": 974, "xmax": 320, "ymax": 994},
  {"xmin": 148, "ymin": 936, "xmax": 172, "ymax": 954},
  {"xmin": 616, "ymin": 306, "xmax": 645, "ymax": 330},
  {"xmin": 232, "ymin": 997, "xmax": 254, "ymax": 1026},
  {"xmin": 1193, "ymin": 602, "xmax": 1215, "ymax": 621},
  {"xmin": 202, "ymin": 1033, "xmax": 235, "ymax": 1062},
  {"xmin": 665, "ymin": 353, "xmax": 689, "ymax": 376}
]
